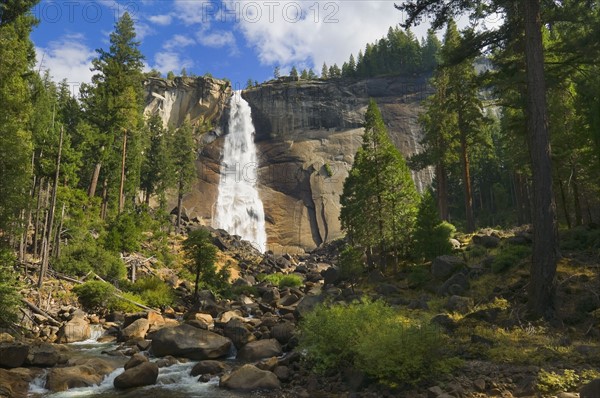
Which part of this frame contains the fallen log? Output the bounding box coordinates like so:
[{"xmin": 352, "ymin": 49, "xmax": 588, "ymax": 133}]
[{"xmin": 21, "ymin": 299, "xmax": 61, "ymax": 326}]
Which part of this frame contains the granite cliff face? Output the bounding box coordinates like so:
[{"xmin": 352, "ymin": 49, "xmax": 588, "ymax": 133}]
[{"xmin": 144, "ymin": 76, "xmax": 433, "ymax": 253}]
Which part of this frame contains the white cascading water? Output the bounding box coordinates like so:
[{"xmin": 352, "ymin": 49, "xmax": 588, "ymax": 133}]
[{"xmin": 213, "ymin": 91, "xmax": 267, "ymax": 252}]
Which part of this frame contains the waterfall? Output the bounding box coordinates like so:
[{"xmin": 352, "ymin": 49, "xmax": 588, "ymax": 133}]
[{"xmin": 213, "ymin": 91, "xmax": 267, "ymax": 252}]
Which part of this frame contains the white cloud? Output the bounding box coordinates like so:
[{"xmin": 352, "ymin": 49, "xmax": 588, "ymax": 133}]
[
  {"xmin": 173, "ymin": 0, "xmax": 212, "ymax": 26},
  {"xmin": 148, "ymin": 14, "xmax": 173, "ymax": 26},
  {"xmin": 153, "ymin": 51, "xmax": 194, "ymax": 74},
  {"xmin": 197, "ymin": 30, "xmax": 235, "ymax": 49},
  {"xmin": 228, "ymin": 0, "xmax": 433, "ymax": 69},
  {"xmin": 135, "ymin": 21, "xmax": 155, "ymax": 40},
  {"xmin": 163, "ymin": 34, "xmax": 196, "ymax": 50},
  {"xmin": 35, "ymin": 34, "xmax": 95, "ymax": 88}
]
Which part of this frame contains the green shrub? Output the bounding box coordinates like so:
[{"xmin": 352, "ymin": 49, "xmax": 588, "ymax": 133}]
[
  {"xmin": 54, "ymin": 240, "xmax": 126, "ymax": 282},
  {"xmin": 324, "ymin": 163, "xmax": 334, "ymax": 177},
  {"xmin": 0, "ymin": 249, "xmax": 22, "ymax": 326},
  {"xmin": 299, "ymin": 299, "xmax": 457, "ymax": 386},
  {"xmin": 560, "ymin": 226, "xmax": 600, "ymax": 251},
  {"xmin": 232, "ymin": 285, "xmax": 259, "ymax": 297},
  {"xmin": 129, "ymin": 277, "xmax": 174, "ymax": 308},
  {"xmin": 73, "ymin": 281, "xmax": 115, "ymax": 312},
  {"xmin": 108, "ymin": 291, "xmax": 146, "ymax": 313},
  {"xmin": 407, "ymin": 264, "xmax": 430, "ymax": 287},
  {"xmin": 491, "ymin": 245, "xmax": 531, "ymax": 273},
  {"xmin": 258, "ymin": 272, "xmax": 302, "ymax": 288},
  {"xmin": 537, "ymin": 369, "xmax": 600, "ymax": 395}
]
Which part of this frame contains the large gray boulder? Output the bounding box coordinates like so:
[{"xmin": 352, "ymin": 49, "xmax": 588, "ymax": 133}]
[
  {"xmin": 57, "ymin": 315, "xmax": 90, "ymax": 343},
  {"xmin": 45, "ymin": 358, "xmax": 118, "ymax": 392},
  {"xmin": 224, "ymin": 319, "xmax": 255, "ymax": 349},
  {"xmin": 580, "ymin": 378, "xmax": 600, "ymax": 398},
  {"xmin": 236, "ymin": 339, "xmax": 282, "ymax": 362},
  {"xmin": 431, "ymin": 255, "xmax": 465, "ymax": 280},
  {"xmin": 151, "ymin": 324, "xmax": 232, "ymax": 360},
  {"xmin": 119, "ymin": 318, "xmax": 150, "ymax": 342},
  {"xmin": 0, "ymin": 343, "xmax": 29, "ymax": 368},
  {"xmin": 220, "ymin": 364, "xmax": 280, "ymax": 391},
  {"xmin": 114, "ymin": 362, "xmax": 158, "ymax": 390}
]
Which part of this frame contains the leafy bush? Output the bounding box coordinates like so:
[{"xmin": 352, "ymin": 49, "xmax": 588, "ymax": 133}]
[
  {"xmin": 258, "ymin": 272, "xmax": 303, "ymax": 288},
  {"xmin": 324, "ymin": 163, "xmax": 334, "ymax": 177},
  {"xmin": 299, "ymin": 299, "xmax": 457, "ymax": 386},
  {"xmin": 108, "ymin": 291, "xmax": 146, "ymax": 313},
  {"xmin": 183, "ymin": 229, "xmax": 230, "ymax": 297},
  {"xmin": 0, "ymin": 249, "xmax": 22, "ymax": 326},
  {"xmin": 73, "ymin": 281, "xmax": 115, "ymax": 312},
  {"xmin": 491, "ymin": 245, "xmax": 531, "ymax": 273},
  {"xmin": 129, "ymin": 277, "xmax": 174, "ymax": 308},
  {"xmin": 54, "ymin": 240, "xmax": 126, "ymax": 282},
  {"xmin": 232, "ymin": 285, "xmax": 259, "ymax": 297},
  {"xmin": 407, "ymin": 264, "xmax": 430, "ymax": 287},
  {"xmin": 537, "ymin": 369, "xmax": 600, "ymax": 394},
  {"xmin": 560, "ymin": 225, "xmax": 600, "ymax": 251}
]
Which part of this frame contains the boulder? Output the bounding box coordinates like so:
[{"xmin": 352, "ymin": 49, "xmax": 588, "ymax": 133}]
[
  {"xmin": 124, "ymin": 353, "xmax": 148, "ymax": 370},
  {"xmin": 151, "ymin": 324, "xmax": 232, "ymax": 360},
  {"xmin": 271, "ymin": 322, "xmax": 295, "ymax": 345},
  {"xmin": 262, "ymin": 288, "xmax": 280, "ymax": 304},
  {"xmin": 224, "ymin": 319, "xmax": 255, "ymax": 349},
  {"xmin": 321, "ymin": 267, "xmax": 340, "ymax": 285},
  {"xmin": 438, "ymin": 273, "xmax": 470, "ymax": 296},
  {"xmin": 114, "ymin": 362, "xmax": 159, "ymax": 390},
  {"xmin": 0, "ymin": 343, "xmax": 29, "ymax": 368},
  {"xmin": 445, "ymin": 295, "xmax": 474, "ymax": 314},
  {"xmin": 0, "ymin": 368, "xmax": 32, "ymax": 398},
  {"xmin": 237, "ymin": 339, "xmax": 282, "ymax": 361},
  {"xmin": 220, "ymin": 364, "xmax": 280, "ymax": 391},
  {"xmin": 26, "ymin": 343, "xmax": 60, "ymax": 367},
  {"xmin": 580, "ymin": 378, "xmax": 600, "ymax": 398},
  {"xmin": 294, "ymin": 295, "xmax": 325, "ymax": 319},
  {"xmin": 190, "ymin": 360, "xmax": 228, "ymax": 377},
  {"xmin": 120, "ymin": 318, "xmax": 150, "ymax": 342},
  {"xmin": 431, "ymin": 255, "xmax": 465, "ymax": 280},
  {"xmin": 219, "ymin": 310, "xmax": 243, "ymax": 324},
  {"xmin": 472, "ymin": 234, "xmax": 501, "ymax": 248},
  {"xmin": 45, "ymin": 358, "xmax": 118, "ymax": 392},
  {"xmin": 57, "ymin": 315, "xmax": 90, "ymax": 343}
]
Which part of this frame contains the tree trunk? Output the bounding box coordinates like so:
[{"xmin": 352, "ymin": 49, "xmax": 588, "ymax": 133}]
[
  {"xmin": 88, "ymin": 146, "xmax": 105, "ymax": 198},
  {"xmin": 101, "ymin": 178, "xmax": 109, "ymax": 220},
  {"xmin": 436, "ymin": 163, "xmax": 449, "ymax": 221},
  {"xmin": 459, "ymin": 131, "xmax": 475, "ymax": 232},
  {"xmin": 524, "ymin": 0, "xmax": 559, "ymax": 319},
  {"xmin": 571, "ymin": 164, "xmax": 583, "ymax": 226},
  {"xmin": 38, "ymin": 127, "xmax": 63, "ymax": 289},
  {"xmin": 32, "ymin": 177, "xmax": 44, "ymax": 258},
  {"xmin": 558, "ymin": 177, "xmax": 571, "ymax": 229},
  {"xmin": 176, "ymin": 183, "xmax": 184, "ymax": 231},
  {"xmin": 118, "ymin": 131, "xmax": 127, "ymax": 214}
]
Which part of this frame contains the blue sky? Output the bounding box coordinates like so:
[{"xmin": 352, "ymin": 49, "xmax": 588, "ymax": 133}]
[{"xmin": 32, "ymin": 1, "xmax": 472, "ymax": 90}]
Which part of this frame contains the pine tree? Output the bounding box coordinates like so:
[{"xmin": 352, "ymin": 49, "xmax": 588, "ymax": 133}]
[
  {"xmin": 340, "ymin": 100, "xmax": 419, "ymax": 268},
  {"xmin": 300, "ymin": 68, "xmax": 309, "ymax": 79},
  {"xmin": 141, "ymin": 114, "xmax": 172, "ymax": 207},
  {"xmin": 171, "ymin": 121, "xmax": 196, "ymax": 229},
  {"xmin": 321, "ymin": 62, "xmax": 329, "ymax": 79},
  {"xmin": 413, "ymin": 189, "xmax": 454, "ymax": 261},
  {"xmin": 308, "ymin": 69, "xmax": 317, "ymax": 79},
  {"xmin": 273, "ymin": 66, "xmax": 281, "ymax": 79},
  {"xmin": 290, "ymin": 66, "xmax": 299, "ymax": 79},
  {"xmin": 82, "ymin": 12, "xmax": 145, "ymax": 215}
]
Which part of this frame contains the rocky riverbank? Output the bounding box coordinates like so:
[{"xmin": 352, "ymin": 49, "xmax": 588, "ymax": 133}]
[{"xmin": 3, "ymin": 226, "xmax": 600, "ymax": 398}]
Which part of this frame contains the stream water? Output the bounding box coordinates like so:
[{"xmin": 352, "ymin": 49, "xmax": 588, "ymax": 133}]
[
  {"xmin": 27, "ymin": 325, "xmax": 248, "ymax": 398},
  {"xmin": 213, "ymin": 91, "xmax": 267, "ymax": 253}
]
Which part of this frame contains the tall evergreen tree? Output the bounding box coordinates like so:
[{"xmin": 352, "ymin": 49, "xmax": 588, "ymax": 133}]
[
  {"xmin": 321, "ymin": 62, "xmax": 329, "ymax": 79},
  {"xmin": 290, "ymin": 66, "xmax": 298, "ymax": 79},
  {"xmin": 171, "ymin": 121, "xmax": 196, "ymax": 229},
  {"xmin": 340, "ymin": 100, "xmax": 419, "ymax": 268},
  {"xmin": 82, "ymin": 12, "xmax": 145, "ymax": 215},
  {"xmin": 141, "ymin": 114, "xmax": 172, "ymax": 207}
]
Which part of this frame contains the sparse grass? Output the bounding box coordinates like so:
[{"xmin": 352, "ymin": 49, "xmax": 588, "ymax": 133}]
[{"xmin": 258, "ymin": 272, "xmax": 303, "ymax": 288}]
